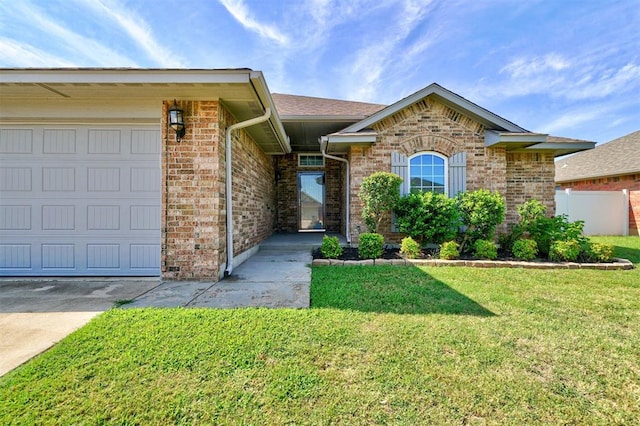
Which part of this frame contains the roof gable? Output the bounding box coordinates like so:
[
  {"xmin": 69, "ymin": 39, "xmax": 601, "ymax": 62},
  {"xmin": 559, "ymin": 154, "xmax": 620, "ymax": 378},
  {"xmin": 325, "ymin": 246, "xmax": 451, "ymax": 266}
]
[
  {"xmin": 555, "ymin": 130, "xmax": 640, "ymax": 182},
  {"xmin": 341, "ymin": 83, "xmax": 527, "ymax": 133}
]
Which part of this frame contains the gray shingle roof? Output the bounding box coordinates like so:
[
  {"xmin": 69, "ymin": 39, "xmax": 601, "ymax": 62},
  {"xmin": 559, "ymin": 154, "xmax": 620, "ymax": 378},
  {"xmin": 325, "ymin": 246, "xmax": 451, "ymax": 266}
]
[
  {"xmin": 272, "ymin": 93, "xmax": 386, "ymax": 117},
  {"xmin": 555, "ymin": 130, "xmax": 640, "ymax": 182}
]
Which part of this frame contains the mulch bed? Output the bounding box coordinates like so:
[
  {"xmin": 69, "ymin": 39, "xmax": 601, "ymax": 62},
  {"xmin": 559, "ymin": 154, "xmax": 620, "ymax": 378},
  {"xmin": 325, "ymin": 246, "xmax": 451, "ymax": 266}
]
[
  {"xmin": 313, "ymin": 246, "xmax": 545, "ymax": 262},
  {"xmin": 312, "ymin": 246, "xmax": 492, "ymax": 261}
]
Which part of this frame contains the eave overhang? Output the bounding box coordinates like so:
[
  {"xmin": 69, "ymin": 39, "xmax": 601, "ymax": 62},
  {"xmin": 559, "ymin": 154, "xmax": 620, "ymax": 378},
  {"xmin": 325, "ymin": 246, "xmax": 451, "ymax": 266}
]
[
  {"xmin": 0, "ymin": 68, "xmax": 291, "ymax": 154},
  {"xmin": 485, "ymin": 130, "xmax": 596, "ymax": 157},
  {"xmin": 322, "ymin": 131, "xmax": 377, "ymax": 154}
]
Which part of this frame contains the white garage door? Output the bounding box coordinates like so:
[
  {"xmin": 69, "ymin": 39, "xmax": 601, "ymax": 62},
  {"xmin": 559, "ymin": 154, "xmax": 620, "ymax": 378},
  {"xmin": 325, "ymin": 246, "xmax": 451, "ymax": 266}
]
[{"xmin": 0, "ymin": 125, "xmax": 161, "ymax": 276}]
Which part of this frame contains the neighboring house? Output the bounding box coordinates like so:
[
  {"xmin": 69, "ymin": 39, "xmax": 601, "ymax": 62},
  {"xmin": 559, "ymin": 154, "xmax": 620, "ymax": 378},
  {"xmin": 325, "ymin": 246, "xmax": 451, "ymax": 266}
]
[
  {"xmin": 0, "ymin": 68, "xmax": 594, "ymax": 279},
  {"xmin": 556, "ymin": 130, "xmax": 640, "ymax": 235}
]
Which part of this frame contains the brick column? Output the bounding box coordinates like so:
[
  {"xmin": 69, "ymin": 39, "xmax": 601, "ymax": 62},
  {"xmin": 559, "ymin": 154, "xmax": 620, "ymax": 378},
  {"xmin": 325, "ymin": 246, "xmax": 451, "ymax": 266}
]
[{"xmin": 161, "ymin": 100, "xmax": 223, "ymax": 279}]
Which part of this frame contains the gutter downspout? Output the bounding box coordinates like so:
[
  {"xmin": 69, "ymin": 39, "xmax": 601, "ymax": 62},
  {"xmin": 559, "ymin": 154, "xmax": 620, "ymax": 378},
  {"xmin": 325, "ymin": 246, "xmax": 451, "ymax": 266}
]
[
  {"xmin": 320, "ymin": 136, "xmax": 351, "ymax": 244},
  {"xmin": 225, "ymin": 107, "xmax": 272, "ymax": 276}
]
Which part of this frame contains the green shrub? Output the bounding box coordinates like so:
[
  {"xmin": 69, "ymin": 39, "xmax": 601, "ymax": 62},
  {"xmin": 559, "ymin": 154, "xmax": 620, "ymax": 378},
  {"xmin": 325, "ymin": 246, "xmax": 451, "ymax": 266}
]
[
  {"xmin": 549, "ymin": 239, "xmax": 581, "ymax": 262},
  {"xmin": 400, "ymin": 236, "xmax": 421, "ymax": 259},
  {"xmin": 473, "ymin": 239, "xmax": 498, "ymax": 260},
  {"xmin": 320, "ymin": 235, "xmax": 343, "ymax": 259},
  {"xmin": 358, "ymin": 233, "xmax": 385, "ymax": 259},
  {"xmin": 456, "ymin": 189, "xmax": 505, "ymax": 253},
  {"xmin": 394, "ymin": 192, "xmax": 460, "ymax": 244},
  {"xmin": 359, "ymin": 172, "xmax": 403, "ymax": 233},
  {"xmin": 584, "ymin": 241, "xmax": 615, "ymax": 263},
  {"xmin": 512, "ymin": 238, "xmax": 538, "ymax": 261},
  {"xmin": 439, "ymin": 241, "xmax": 460, "ymax": 260},
  {"xmin": 517, "ymin": 199, "xmax": 547, "ymax": 226},
  {"xmin": 500, "ymin": 199, "xmax": 589, "ymax": 260}
]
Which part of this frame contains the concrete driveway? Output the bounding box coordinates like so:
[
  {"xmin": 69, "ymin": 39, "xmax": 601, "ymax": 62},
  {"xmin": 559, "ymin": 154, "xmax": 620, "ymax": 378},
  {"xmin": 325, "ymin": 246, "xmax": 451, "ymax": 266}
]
[{"xmin": 0, "ymin": 279, "xmax": 160, "ymax": 377}]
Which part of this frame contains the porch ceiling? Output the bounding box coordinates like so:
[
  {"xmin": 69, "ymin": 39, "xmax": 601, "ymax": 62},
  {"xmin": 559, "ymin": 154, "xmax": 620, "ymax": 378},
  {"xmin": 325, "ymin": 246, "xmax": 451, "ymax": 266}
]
[{"xmin": 281, "ymin": 119, "xmax": 359, "ymax": 152}]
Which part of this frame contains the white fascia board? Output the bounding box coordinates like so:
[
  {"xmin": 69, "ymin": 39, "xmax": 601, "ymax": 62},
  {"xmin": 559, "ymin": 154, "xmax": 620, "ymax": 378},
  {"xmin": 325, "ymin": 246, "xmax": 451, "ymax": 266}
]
[
  {"xmin": 485, "ymin": 130, "xmax": 547, "ymax": 147},
  {"xmin": 326, "ymin": 133, "xmax": 377, "ymax": 144},
  {"xmin": 249, "ymin": 71, "xmax": 292, "ymax": 154},
  {"xmin": 280, "ymin": 115, "xmax": 369, "ymax": 122},
  {"xmin": 342, "ymin": 83, "xmax": 527, "ymax": 133},
  {"xmin": 525, "ymin": 142, "xmax": 596, "ymax": 152},
  {"xmin": 0, "ymin": 68, "xmax": 253, "ymax": 84}
]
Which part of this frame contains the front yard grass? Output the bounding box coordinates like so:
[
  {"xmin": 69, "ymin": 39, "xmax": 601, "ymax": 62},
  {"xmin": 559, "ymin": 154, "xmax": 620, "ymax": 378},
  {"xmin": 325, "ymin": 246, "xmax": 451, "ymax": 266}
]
[{"xmin": 1, "ymin": 237, "xmax": 639, "ymax": 424}]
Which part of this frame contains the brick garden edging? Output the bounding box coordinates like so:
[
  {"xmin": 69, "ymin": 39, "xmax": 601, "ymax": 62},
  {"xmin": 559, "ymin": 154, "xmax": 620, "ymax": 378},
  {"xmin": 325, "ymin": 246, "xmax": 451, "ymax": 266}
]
[{"xmin": 312, "ymin": 257, "xmax": 634, "ymax": 270}]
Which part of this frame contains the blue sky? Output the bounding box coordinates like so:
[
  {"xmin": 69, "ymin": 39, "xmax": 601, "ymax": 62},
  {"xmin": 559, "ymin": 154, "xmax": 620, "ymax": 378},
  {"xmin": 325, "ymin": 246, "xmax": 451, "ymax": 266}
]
[{"xmin": 1, "ymin": 0, "xmax": 638, "ymax": 144}]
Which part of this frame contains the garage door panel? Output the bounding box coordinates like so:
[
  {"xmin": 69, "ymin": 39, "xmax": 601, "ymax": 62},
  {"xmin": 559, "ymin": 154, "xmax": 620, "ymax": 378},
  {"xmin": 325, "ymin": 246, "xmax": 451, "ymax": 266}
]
[
  {"xmin": 0, "ymin": 124, "xmax": 161, "ymax": 276},
  {"xmin": 0, "ymin": 244, "xmax": 32, "ymax": 269},
  {"xmin": 43, "ymin": 129, "xmax": 77, "ymax": 154},
  {"xmin": 0, "ymin": 167, "xmax": 32, "ymax": 191},
  {"xmin": 0, "ymin": 129, "xmax": 33, "ymax": 153}
]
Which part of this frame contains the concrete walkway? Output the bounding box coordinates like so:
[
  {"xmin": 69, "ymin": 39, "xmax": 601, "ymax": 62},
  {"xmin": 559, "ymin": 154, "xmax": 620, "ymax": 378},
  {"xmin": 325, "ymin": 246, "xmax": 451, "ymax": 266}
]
[
  {"xmin": 127, "ymin": 232, "xmax": 344, "ymax": 309},
  {"xmin": 0, "ymin": 233, "xmax": 341, "ymax": 376}
]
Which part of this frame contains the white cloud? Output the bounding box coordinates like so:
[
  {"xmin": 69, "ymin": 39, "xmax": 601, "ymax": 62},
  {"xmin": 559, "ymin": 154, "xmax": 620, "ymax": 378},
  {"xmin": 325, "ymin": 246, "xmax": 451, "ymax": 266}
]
[
  {"xmin": 219, "ymin": 0, "xmax": 289, "ymax": 46},
  {"xmin": 500, "ymin": 53, "xmax": 570, "ymax": 78},
  {"xmin": 562, "ymin": 62, "xmax": 640, "ymax": 100},
  {"xmin": 81, "ymin": 0, "xmax": 185, "ymax": 67},
  {"xmin": 0, "ymin": 38, "xmax": 76, "ymax": 67},
  {"xmin": 342, "ymin": 0, "xmax": 437, "ymax": 101},
  {"xmin": 5, "ymin": 1, "xmax": 138, "ymax": 67},
  {"xmin": 537, "ymin": 108, "xmax": 603, "ymax": 135}
]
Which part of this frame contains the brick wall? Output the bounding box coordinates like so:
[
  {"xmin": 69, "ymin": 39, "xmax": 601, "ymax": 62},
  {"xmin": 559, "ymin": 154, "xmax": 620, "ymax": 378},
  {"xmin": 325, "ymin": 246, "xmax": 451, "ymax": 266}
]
[
  {"xmin": 162, "ymin": 100, "xmax": 223, "ymax": 279},
  {"xmin": 275, "ymin": 154, "xmax": 297, "ymax": 232},
  {"xmin": 275, "ymin": 154, "xmax": 344, "ymax": 233},
  {"xmin": 558, "ymin": 173, "xmax": 640, "ymax": 235},
  {"xmin": 162, "ymin": 100, "xmax": 278, "ymax": 279},
  {"xmin": 348, "ymin": 96, "xmax": 555, "ymax": 243},
  {"xmin": 220, "ymin": 107, "xmax": 277, "ymax": 256},
  {"xmin": 506, "ymin": 152, "xmax": 556, "ymax": 224}
]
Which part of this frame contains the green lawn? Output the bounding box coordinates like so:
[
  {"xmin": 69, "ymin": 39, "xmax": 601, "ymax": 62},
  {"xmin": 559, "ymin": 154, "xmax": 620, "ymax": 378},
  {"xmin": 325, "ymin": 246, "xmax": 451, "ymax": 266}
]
[{"xmin": 1, "ymin": 237, "xmax": 639, "ymax": 424}]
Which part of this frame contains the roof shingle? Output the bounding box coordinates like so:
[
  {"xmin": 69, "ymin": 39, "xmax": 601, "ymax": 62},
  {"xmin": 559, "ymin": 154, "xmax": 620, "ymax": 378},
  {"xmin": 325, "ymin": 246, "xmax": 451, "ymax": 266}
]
[
  {"xmin": 272, "ymin": 93, "xmax": 386, "ymax": 118},
  {"xmin": 555, "ymin": 130, "xmax": 640, "ymax": 182}
]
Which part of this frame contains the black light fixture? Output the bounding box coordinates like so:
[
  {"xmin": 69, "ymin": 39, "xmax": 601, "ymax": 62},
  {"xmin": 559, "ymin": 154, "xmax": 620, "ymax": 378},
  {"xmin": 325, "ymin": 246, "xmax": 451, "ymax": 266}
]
[{"xmin": 168, "ymin": 100, "xmax": 185, "ymax": 141}]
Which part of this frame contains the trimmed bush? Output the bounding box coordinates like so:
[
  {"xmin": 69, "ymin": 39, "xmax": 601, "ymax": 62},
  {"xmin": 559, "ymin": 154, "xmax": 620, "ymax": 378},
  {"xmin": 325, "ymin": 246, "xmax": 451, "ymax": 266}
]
[
  {"xmin": 518, "ymin": 199, "xmax": 547, "ymax": 226},
  {"xmin": 359, "ymin": 172, "xmax": 403, "ymax": 233},
  {"xmin": 473, "ymin": 239, "xmax": 498, "ymax": 260},
  {"xmin": 400, "ymin": 236, "xmax": 421, "ymax": 259},
  {"xmin": 512, "ymin": 238, "xmax": 538, "ymax": 261},
  {"xmin": 439, "ymin": 241, "xmax": 460, "ymax": 260},
  {"xmin": 584, "ymin": 242, "xmax": 615, "ymax": 263},
  {"xmin": 456, "ymin": 189, "xmax": 505, "ymax": 253},
  {"xmin": 549, "ymin": 240, "xmax": 581, "ymax": 262},
  {"xmin": 394, "ymin": 192, "xmax": 460, "ymax": 245},
  {"xmin": 358, "ymin": 233, "xmax": 385, "ymax": 259},
  {"xmin": 320, "ymin": 235, "xmax": 343, "ymax": 259}
]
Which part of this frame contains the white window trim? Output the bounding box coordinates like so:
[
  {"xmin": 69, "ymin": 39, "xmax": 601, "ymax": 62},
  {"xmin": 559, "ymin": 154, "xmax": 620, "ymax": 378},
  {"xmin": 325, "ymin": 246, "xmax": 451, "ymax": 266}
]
[
  {"xmin": 408, "ymin": 151, "xmax": 449, "ymax": 196},
  {"xmin": 298, "ymin": 153, "xmax": 325, "ymax": 167}
]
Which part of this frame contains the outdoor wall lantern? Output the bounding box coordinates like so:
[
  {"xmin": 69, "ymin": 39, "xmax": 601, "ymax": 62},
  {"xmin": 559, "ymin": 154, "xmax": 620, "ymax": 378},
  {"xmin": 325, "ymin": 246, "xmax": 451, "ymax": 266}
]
[{"xmin": 168, "ymin": 100, "xmax": 186, "ymax": 141}]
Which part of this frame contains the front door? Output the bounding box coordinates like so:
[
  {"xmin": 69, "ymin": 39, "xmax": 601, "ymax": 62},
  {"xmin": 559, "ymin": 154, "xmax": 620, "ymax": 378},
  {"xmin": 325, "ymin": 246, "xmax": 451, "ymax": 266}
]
[{"xmin": 298, "ymin": 172, "xmax": 325, "ymax": 231}]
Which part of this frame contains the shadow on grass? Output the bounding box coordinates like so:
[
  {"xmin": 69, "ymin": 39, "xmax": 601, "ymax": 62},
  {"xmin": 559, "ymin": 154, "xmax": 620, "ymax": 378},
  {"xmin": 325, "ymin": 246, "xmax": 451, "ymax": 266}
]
[
  {"xmin": 311, "ymin": 265, "xmax": 494, "ymax": 316},
  {"xmin": 613, "ymin": 245, "xmax": 640, "ymax": 264}
]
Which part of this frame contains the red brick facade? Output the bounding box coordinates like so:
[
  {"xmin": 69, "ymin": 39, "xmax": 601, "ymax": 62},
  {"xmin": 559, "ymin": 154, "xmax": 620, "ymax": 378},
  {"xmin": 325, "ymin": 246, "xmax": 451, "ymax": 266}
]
[
  {"xmin": 275, "ymin": 154, "xmax": 344, "ymax": 233},
  {"xmin": 558, "ymin": 173, "xmax": 640, "ymax": 235},
  {"xmin": 347, "ymin": 97, "xmax": 557, "ymax": 243},
  {"xmin": 161, "ymin": 100, "xmax": 277, "ymax": 279},
  {"xmin": 159, "ymin": 96, "xmax": 573, "ymax": 279}
]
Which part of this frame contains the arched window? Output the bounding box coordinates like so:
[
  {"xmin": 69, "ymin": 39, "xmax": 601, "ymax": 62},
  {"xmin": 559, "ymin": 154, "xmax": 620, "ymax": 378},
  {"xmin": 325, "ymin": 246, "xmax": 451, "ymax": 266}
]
[{"xmin": 409, "ymin": 152, "xmax": 448, "ymax": 195}]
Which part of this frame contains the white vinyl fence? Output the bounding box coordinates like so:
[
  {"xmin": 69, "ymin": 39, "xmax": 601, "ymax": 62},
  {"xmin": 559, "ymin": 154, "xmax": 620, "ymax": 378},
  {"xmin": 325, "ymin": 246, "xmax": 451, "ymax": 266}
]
[{"xmin": 555, "ymin": 189, "xmax": 630, "ymax": 236}]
